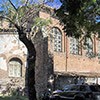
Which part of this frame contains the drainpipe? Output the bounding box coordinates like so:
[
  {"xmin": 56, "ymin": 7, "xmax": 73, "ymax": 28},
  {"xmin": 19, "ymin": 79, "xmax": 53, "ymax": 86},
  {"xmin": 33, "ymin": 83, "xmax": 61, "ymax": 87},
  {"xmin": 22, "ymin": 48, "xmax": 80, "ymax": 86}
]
[{"xmin": 65, "ymin": 35, "xmax": 68, "ymax": 72}]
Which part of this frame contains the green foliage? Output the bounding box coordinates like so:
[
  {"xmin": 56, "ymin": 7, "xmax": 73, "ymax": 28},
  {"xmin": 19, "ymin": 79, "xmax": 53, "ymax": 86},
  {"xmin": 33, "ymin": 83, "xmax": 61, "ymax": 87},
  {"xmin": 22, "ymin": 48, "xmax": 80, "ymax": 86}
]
[
  {"xmin": 34, "ymin": 17, "xmax": 52, "ymax": 28},
  {"xmin": 56, "ymin": 0, "xmax": 100, "ymax": 38}
]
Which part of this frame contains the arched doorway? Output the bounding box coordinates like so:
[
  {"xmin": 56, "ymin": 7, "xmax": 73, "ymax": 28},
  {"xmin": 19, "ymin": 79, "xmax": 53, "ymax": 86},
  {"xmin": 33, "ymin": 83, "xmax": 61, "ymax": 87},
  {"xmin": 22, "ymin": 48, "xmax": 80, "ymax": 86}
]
[{"xmin": 8, "ymin": 57, "xmax": 22, "ymax": 77}]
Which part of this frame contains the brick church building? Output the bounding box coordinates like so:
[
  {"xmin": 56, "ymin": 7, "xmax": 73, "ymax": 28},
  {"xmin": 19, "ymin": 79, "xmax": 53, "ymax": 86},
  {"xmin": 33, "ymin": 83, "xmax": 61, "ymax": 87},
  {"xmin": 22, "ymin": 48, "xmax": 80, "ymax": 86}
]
[
  {"xmin": 39, "ymin": 6, "xmax": 100, "ymax": 89},
  {"xmin": 0, "ymin": 5, "xmax": 100, "ymax": 98}
]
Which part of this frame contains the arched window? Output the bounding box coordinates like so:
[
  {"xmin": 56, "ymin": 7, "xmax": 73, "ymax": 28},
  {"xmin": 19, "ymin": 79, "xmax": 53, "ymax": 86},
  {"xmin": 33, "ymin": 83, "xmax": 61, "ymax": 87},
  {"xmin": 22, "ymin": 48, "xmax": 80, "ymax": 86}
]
[
  {"xmin": 70, "ymin": 37, "xmax": 79, "ymax": 54},
  {"xmin": 8, "ymin": 58, "xmax": 22, "ymax": 77},
  {"xmin": 85, "ymin": 38, "xmax": 93, "ymax": 57},
  {"xmin": 51, "ymin": 27, "xmax": 62, "ymax": 52}
]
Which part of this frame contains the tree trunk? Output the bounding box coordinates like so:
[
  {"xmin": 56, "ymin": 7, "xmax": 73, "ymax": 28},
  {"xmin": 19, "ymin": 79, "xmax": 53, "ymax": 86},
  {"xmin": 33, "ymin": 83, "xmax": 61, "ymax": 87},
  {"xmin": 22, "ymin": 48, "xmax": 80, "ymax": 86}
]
[
  {"xmin": 18, "ymin": 32, "xmax": 37, "ymax": 100},
  {"xmin": 27, "ymin": 48, "xmax": 37, "ymax": 100}
]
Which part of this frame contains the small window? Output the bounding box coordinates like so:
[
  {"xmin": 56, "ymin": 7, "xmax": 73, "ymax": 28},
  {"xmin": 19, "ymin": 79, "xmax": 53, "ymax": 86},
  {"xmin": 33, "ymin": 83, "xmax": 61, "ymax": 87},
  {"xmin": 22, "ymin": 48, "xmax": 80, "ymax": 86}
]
[{"xmin": 8, "ymin": 58, "xmax": 22, "ymax": 77}]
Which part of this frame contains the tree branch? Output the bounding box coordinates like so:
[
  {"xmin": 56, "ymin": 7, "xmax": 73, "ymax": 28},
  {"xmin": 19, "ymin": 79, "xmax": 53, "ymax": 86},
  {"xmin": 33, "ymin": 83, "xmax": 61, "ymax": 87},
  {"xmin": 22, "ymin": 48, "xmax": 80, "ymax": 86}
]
[
  {"xmin": 25, "ymin": 0, "xmax": 29, "ymax": 6},
  {"xmin": 21, "ymin": 0, "xmax": 53, "ymax": 26},
  {"xmin": 8, "ymin": 0, "xmax": 17, "ymax": 12},
  {"xmin": 0, "ymin": 15, "xmax": 20, "ymax": 30}
]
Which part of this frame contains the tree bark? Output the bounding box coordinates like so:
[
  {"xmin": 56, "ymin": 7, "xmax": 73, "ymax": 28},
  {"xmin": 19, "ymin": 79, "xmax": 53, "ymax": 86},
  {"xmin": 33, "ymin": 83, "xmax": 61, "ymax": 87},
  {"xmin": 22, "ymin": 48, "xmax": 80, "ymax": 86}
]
[{"xmin": 18, "ymin": 32, "xmax": 37, "ymax": 100}]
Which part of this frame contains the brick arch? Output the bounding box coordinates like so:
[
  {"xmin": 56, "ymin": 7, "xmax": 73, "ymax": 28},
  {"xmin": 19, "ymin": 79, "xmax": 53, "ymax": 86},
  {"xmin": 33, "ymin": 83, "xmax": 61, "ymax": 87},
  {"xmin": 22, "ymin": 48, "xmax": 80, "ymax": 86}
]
[
  {"xmin": 50, "ymin": 26, "xmax": 63, "ymax": 40},
  {"xmin": 51, "ymin": 26, "xmax": 62, "ymax": 35},
  {"xmin": 9, "ymin": 57, "xmax": 23, "ymax": 65},
  {"xmin": 7, "ymin": 55, "xmax": 24, "ymax": 66}
]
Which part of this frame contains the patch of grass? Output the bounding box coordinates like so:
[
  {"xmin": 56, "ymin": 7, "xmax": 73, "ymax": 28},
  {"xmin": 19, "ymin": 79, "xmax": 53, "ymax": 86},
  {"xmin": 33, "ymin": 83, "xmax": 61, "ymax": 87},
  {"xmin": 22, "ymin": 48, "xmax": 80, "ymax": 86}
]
[{"xmin": 0, "ymin": 95, "xmax": 28, "ymax": 100}]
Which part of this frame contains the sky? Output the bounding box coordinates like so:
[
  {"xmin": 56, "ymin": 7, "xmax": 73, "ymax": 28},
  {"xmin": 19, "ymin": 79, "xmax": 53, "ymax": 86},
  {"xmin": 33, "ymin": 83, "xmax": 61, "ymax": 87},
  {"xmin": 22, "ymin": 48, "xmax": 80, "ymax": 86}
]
[
  {"xmin": 47, "ymin": 0, "xmax": 62, "ymax": 9},
  {"xmin": 33, "ymin": 0, "xmax": 62, "ymax": 9},
  {"xmin": 0, "ymin": 0, "xmax": 62, "ymax": 8}
]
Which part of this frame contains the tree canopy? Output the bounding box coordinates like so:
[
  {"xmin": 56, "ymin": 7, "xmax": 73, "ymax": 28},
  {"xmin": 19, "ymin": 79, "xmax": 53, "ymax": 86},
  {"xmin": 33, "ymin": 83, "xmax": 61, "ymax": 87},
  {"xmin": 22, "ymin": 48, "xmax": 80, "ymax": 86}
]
[{"xmin": 56, "ymin": 0, "xmax": 100, "ymax": 38}]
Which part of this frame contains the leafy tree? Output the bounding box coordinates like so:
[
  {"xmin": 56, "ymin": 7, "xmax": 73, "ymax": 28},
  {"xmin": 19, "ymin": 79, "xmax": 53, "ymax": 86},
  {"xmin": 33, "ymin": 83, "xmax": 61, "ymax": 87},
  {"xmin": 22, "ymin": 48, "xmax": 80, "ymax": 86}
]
[
  {"xmin": 56, "ymin": 0, "xmax": 100, "ymax": 39},
  {"xmin": 0, "ymin": 0, "xmax": 53, "ymax": 100}
]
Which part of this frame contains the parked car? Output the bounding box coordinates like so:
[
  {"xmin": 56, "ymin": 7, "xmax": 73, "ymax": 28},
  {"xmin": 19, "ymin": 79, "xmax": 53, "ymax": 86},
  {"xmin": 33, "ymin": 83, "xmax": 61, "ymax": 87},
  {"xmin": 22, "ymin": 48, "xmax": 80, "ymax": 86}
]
[{"xmin": 49, "ymin": 84, "xmax": 100, "ymax": 100}]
